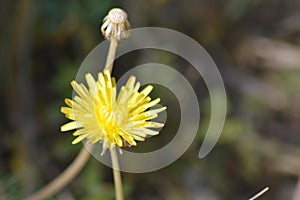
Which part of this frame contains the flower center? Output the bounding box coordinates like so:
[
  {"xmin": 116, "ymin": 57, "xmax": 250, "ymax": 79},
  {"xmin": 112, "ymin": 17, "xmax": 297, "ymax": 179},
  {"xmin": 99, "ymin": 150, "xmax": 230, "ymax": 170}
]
[{"xmin": 94, "ymin": 103, "xmax": 129, "ymax": 140}]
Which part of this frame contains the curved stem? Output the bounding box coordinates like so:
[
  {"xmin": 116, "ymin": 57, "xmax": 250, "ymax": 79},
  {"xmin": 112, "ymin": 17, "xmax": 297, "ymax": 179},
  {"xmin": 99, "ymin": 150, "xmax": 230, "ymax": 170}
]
[
  {"xmin": 25, "ymin": 30, "xmax": 119, "ymax": 200},
  {"xmin": 25, "ymin": 144, "xmax": 93, "ymax": 200},
  {"xmin": 110, "ymin": 148, "xmax": 124, "ymax": 200}
]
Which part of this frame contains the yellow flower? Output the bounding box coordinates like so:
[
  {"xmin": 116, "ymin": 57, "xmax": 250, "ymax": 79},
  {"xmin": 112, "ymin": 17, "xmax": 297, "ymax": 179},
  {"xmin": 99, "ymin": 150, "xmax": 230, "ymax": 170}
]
[{"xmin": 61, "ymin": 70, "xmax": 166, "ymax": 152}]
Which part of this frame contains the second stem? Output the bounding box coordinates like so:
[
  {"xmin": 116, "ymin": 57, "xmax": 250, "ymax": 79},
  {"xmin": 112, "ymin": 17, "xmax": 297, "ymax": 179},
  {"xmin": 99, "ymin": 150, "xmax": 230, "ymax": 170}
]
[
  {"xmin": 105, "ymin": 37, "xmax": 124, "ymax": 200},
  {"xmin": 110, "ymin": 148, "xmax": 124, "ymax": 200}
]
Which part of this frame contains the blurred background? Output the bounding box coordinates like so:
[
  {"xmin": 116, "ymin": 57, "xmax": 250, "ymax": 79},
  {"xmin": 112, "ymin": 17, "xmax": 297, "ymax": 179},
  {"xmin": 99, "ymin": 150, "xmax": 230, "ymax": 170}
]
[{"xmin": 1, "ymin": 0, "xmax": 300, "ymax": 199}]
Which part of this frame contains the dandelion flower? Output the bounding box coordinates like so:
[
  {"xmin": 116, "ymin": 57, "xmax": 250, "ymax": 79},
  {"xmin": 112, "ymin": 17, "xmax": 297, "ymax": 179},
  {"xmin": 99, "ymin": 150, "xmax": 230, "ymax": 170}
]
[
  {"xmin": 61, "ymin": 70, "xmax": 166, "ymax": 153},
  {"xmin": 101, "ymin": 8, "xmax": 130, "ymax": 40}
]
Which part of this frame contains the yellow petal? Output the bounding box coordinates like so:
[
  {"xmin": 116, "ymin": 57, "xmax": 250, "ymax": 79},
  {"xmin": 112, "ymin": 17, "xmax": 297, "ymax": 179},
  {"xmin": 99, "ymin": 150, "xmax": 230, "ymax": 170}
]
[
  {"xmin": 143, "ymin": 122, "xmax": 165, "ymax": 128},
  {"xmin": 140, "ymin": 85, "xmax": 153, "ymax": 96},
  {"xmin": 85, "ymin": 73, "xmax": 96, "ymax": 94},
  {"xmin": 64, "ymin": 98, "xmax": 73, "ymax": 107},
  {"xmin": 61, "ymin": 107, "xmax": 73, "ymax": 115},
  {"xmin": 61, "ymin": 121, "xmax": 82, "ymax": 132},
  {"xmin": 114, "ymin": 134, "xmax": 123, "ymax": 147},
  {"xmin": 129, "ymin": 127, "xmax": 159, "ymax": 136},
  {"xmin": 116, "ymin": 87, "xmax": 128, "ymax": 104},
  {"xmin": 73, "ymin": 129, "xmax": 85, "ymax": 136},
  {"xmin": 133, "ymin": 82, "xmax": 140, "ymax": 93},
  {"xmin": 125, "ymin": 76, "xmax": 136, "ymax": 91},
  {"xmin": 71, "ymin": 81, "xmax": 88, "ymax": 98},
  {"xmin": 120, "ymin": 129, "xmax": 137, "ymax": 145},
  {"xmin": 130, "ymin": 98, "xmax": 161, "ymax": 115},
  {"xmin": 104, "ymin": 70, "xmax": 112, "ymax": 88},
  {"xmin": 72, "ymin": 135, "xmax": 86, "ymax": 144},
  {"xmin": 132, "ymin": 134, "xmax": 145, "ymax": 141}
]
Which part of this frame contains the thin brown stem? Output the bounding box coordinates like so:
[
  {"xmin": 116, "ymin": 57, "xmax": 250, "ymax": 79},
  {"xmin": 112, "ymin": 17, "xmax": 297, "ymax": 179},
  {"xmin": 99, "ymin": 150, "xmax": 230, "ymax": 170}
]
[
  {"xmin": 105, "ymin": 36, "xmax": 124, "ymax": 200},
  {"xmin": 25, "ymin": 20, "xmax": 120, "ymax": 200},
  {"xmin": 110, "ymin": 148, "xmax": 124, "ymax": 200},
  {"xmin": 25, "ymin": 144, "xmax": 93, "ymax": 200}
]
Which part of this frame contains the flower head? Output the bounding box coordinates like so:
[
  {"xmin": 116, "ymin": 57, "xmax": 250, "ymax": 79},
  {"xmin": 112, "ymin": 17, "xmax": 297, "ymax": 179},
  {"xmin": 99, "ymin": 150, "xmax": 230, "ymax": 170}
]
[
  {"xmin": 61, "ymin": 70, "xmax": 166, "ymax": 152},
  {"xmin": 101, "ymin": 8, "xmax": 131, "ymax": 40}
]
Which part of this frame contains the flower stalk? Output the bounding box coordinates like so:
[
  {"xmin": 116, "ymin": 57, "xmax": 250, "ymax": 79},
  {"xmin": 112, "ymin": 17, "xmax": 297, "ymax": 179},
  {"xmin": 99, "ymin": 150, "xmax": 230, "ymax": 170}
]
[
  {"xmin": 25, "ymin": 144, "xmax": 93, "ymax": 200},
  {"xmin": 101, "ymin": 8, "xmax": 129, "ymax": 200},
  {"xmin": 105, "ymin": 38, "xmax": 118, "ymax": 72},
  {"xmin": 102, "ymin": 8, "xmax": 130, "ymax": 72},
  {"xmin": 25, "ymin": 8, "xmax": 132, "ymax": 200},
  {"xmin": 26, "ymin": 7, "xmax": 165, "ymax": 200},
  {"xmin": 103, "ymin": 11, "xmax": 123, "ymax": 200},
  {"xmin": 110, "ymin": 148, "xmax": 124, "ymax": 200}
]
